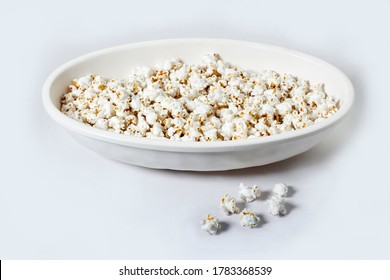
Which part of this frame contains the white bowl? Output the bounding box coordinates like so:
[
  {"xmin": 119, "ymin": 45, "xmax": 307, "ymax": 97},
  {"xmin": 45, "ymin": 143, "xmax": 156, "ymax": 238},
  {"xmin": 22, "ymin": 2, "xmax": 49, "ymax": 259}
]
[{"xmin": 42, "ymin": 39, "xmax": 354, "ymax": 171}]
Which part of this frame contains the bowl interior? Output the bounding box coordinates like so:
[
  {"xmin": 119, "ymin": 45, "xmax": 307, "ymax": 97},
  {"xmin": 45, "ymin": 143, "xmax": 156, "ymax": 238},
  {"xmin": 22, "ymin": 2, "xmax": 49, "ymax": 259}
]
[{"xmin": 49, "ymin": 40, "xmax": 352, "ymax": 112}]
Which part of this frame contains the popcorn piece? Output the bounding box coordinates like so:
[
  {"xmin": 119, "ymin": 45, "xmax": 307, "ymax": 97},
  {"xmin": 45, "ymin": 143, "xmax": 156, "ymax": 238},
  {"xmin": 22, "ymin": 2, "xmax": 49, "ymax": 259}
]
[
  {"xmin": 273, "ymin": 183, "xmax": 289, "ymax": 197},
  {"xmin": 267, "ymin": 196, "xmax": 287, "ymax": 216},
  {"xmin": 200, "ymin": 214, "xmax": 221, "ymax": 235},
  {"xmin": 238, "ymin": 182, "xmax": 261, "ymax": 202},
  {"xmin": 240, "ymin": 208, "xmax": 261, "ymax": 228},
  {"xmin": 220, "ymin": 194, "xmax": 240, "ymax": 215}
]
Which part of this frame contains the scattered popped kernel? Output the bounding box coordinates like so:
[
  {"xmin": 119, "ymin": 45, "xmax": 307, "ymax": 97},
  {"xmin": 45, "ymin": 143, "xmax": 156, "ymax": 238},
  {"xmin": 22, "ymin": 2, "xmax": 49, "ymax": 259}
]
[
  {"xmin": 240, "ymin": 208, "xmax": 261, "ymax": 228},
  {"xmin": 200, "ymin": 214, "xmax": 221, "ymax": 235},
  {"xmin": 220, "ymin": 194, "xmax": 240, "ymax": 215},
  {"xmin": 238, "ymin": 182, "xmax": 261, "ymax": 202},
  {"xmin": 273, "ymin": 183, "xmax": 289, "ymax": 197},
  {"xmin": 267, "ymin": 196, "xmax": 287, "ymax": 216},
  {"xmin": 61, "ymin": 54, "xmax": 338, "ymax": 142}
]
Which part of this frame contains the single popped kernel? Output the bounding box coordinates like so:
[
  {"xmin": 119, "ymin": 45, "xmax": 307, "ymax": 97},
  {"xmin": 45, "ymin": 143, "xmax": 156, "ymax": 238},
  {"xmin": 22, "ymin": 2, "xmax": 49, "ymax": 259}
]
[
  {"xmin": 238, "ymin": 182, "xmax": 261, "ymax": 202},
  {"xmin": 61, "ymin": 55, "xmax": 338, "ymax": 141},
  {"xmin": 240, "ymin": 208, "xmax": 261, "ymax": 228},
  {"xmin": 200, "ymin": 214, "xmax": 221, "ymax": 235},
  {"xmin": 220, "ymin": 194, "xmax": 240, "ymax": 215},
  {"xmin": 273, "ymin": 183, "xmax": 289, "ymax": 197},
  {"xmin": 267, "ymin": 196, "xmax": 287, "ymax": 216}
]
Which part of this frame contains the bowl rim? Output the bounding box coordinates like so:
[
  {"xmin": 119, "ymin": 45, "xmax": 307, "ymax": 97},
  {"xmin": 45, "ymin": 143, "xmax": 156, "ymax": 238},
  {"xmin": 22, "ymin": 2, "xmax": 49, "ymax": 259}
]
[{"xmin": 42, "ymin": 38, "xmax": 354, "ymax": 152}]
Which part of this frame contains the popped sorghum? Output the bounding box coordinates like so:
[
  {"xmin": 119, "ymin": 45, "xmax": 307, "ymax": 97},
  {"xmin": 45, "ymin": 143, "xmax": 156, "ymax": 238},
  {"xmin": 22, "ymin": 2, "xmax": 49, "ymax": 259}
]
[
  {"xmin": 220, "ymin": 194, "xmax": 240, "ymax": 215},
  {"xmin": 238, "ymin": 182, "xmax": 261, "ymax": 202},
  {"xmin": 61, "ymin": 54, "xmax": 338, "ymax": 141},
  {"xmin": 200, "ymin": 214, "xmax": 221, "ymax": 235},
  {"xmin": 240, "ymin": 208, "xmax": 261, "ymax": 228}
]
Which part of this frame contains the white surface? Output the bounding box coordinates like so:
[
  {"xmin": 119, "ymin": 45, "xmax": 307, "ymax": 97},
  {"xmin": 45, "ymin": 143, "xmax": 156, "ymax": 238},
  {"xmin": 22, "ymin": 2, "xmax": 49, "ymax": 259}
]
[
  {"xmin": 43, "ymin": 38, "xmax": 354, "ymax": 170},
  {"xmin": 0, "ymin": 0, "xmax": 389, "ymax": 259}
]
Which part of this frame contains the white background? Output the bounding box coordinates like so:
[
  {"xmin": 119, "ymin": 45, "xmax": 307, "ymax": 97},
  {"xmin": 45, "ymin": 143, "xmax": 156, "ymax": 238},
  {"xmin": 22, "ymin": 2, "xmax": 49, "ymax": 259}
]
[
  {"xmin": 0, "ymin": 0, "xmax": 389, "ymax": 259},
  {"xmin": 3, "ymin": 261, "xmax": 390, "ymax": 280}
]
